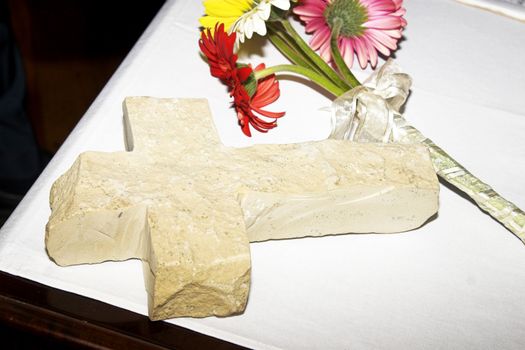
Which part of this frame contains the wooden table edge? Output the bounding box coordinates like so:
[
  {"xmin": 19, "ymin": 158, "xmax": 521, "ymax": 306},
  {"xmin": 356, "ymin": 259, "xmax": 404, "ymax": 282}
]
[{"xmin": 0, "ymin": 271, "xmax": 249, "ymax": 349}]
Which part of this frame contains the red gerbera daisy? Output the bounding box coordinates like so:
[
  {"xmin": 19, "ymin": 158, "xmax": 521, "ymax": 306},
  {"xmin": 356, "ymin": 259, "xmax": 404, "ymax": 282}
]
[
  {"xmin": 200, "ymin": 25, "xmax": 285, "ymax": 137},
  {"xmin": 199, "ymin": 23, "xmax": 252, "ymax": 89},
  {"xmin": 233, "ymin": 64, "xmax": 285, "ymax": 137}
]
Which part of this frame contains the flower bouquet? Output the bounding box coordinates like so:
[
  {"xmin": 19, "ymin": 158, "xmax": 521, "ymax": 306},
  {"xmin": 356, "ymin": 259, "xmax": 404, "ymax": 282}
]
[{"xmin": 198, "ymin": 0, "xmax": 525, "ymax": 241}]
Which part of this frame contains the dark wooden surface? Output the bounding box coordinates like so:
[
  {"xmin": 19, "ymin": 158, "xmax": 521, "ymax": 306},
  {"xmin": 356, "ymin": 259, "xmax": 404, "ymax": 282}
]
[
  {"xmin": 7, "ymin": 0, "xmax": 167, "ymax": 153},
  {"xmin": 0, "ymin": 271, "xmax": 250, "ymax": 349}
]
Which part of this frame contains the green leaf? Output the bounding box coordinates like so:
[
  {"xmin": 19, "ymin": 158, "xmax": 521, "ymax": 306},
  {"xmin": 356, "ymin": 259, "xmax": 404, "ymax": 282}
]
[{"xmin": 237, "ymin": 63, "xmax": 258, "ymax": 97}]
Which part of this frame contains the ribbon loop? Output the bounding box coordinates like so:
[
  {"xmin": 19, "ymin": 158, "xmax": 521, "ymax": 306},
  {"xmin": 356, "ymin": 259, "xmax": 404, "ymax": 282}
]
[{"xmin": 329, "ymin": 59, "xmax": 412, "ymax": 143}]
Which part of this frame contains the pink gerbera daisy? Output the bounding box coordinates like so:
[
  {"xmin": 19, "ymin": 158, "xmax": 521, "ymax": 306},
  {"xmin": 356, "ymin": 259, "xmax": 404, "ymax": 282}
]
[{"xmin": 293, "ymin": 0, "xmax": 407, "ymax": 69}]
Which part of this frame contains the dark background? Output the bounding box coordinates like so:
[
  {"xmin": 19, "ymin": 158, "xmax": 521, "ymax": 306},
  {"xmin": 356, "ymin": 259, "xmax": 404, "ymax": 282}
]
[
  {"xmin": 8, "ymin": 0, "xmax": 166, "ymax": 153},
  {"xmin": 1, "ymin": 1, "xmax": 166, "ymax": 346},
  {"xmin": 0, "ymin": 0, "xmax": 165, "ymax": 228}
]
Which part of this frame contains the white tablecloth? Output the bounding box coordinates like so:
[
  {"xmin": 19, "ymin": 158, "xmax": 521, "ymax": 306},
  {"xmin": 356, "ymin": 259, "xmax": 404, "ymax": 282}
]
[
  {"xmin": 1, "ymin": 0, "xmax": 525, "ymax": 348},
  {"xmin": 455, "ymin": 0, "xmax": 525, "ymax": 21}
]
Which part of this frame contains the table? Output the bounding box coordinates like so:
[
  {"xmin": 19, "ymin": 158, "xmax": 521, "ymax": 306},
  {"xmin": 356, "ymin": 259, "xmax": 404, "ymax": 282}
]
[
  {"xmin": 1, "ymin": 0, "xmax": 525, "ymax": 348},
  {"xmin": 0, "ymin": 271, "xmax": 245, "ymax": 349}
]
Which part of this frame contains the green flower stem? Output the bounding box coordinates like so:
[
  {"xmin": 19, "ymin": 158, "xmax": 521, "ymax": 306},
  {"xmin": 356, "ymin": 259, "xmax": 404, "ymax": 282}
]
[
  {"xmin": 267, "ymin": 29, "xmax": 317, "ymax": 73},
  {"xmin": 255, "ymin": 64, "xmax": 346, "ymax": 96},
  {"xmin": 267, "ymin": 22, "xmax": 327, "ymax": 77},
  {"xmin": 279, "ymin": 19, "xmax": 351, "ymax": 90},
  {"xmin": 330, "ymin": 18, "xmax": 361, "ymax": 88}
]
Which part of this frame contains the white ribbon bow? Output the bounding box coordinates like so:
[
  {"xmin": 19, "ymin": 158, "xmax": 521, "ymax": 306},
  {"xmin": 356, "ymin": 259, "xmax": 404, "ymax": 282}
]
[{"xmin": 329, "ymin": 59, "xmax": 412, "ymax": 143}]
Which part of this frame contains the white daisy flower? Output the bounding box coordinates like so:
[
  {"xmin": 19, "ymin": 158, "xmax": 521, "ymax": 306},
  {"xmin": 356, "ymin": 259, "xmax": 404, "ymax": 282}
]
[{"xmin": 230, "ymin": 0, "xmax": 291, "ymax": 47}]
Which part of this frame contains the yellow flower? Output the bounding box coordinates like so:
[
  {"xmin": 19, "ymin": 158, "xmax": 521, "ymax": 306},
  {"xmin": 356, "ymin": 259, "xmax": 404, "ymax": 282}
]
[
  {"xmin": 200, "ymin": 0, "xmax": 291, "ymax": 46},
  {"xmin": 200, "ymin": 0, "xmax": 255, "ymax": 33}
]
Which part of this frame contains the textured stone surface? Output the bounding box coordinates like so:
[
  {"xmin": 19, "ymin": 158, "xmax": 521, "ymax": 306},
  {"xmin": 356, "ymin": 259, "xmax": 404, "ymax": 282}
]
[{"xmin": 45, "ymin": 97, "xmax": 439, "ymax": 320}]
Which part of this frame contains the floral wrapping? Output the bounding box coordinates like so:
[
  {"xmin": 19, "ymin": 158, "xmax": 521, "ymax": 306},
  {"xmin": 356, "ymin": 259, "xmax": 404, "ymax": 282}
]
[{"xmin": 329, "ymin": 60, "xmax": 525, "ymax": 241}]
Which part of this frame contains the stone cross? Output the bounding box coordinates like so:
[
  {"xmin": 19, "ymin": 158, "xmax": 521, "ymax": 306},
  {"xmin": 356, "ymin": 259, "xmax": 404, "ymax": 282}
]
[{"xmin": 46, "ymin": 97, "xmax": 438, "ymax": 320}]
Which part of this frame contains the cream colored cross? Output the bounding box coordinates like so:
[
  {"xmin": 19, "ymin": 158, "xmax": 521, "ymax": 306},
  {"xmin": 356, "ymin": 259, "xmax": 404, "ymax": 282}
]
[{"xmin": 46, "ymin": 97, "xmax": 438, "ymax": 320}]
